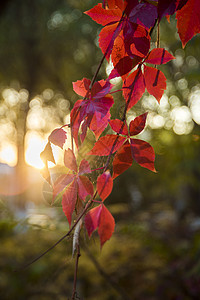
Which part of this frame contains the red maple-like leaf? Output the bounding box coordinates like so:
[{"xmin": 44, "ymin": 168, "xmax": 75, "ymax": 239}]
[
  {"xmin": 71, "ymin": 78, "xmax": 114, "ymax": 147},
  {"xmin": 88, "ymin": 113, "xmax": 155, "ymax": 177},
  {"xmin": 123, "ymin": 48, "xmax": 175, "ymax": 109},
  {"xmin": 85, "ymin": 3, "xmax": 151, "ymax": 62},
  {"xmin": 112, "ymin": 113, "xmax": 156, "ymax": 178},
  {"xmin": 176, "ymin": 0, "xmax": 200, "ymax": 48},
  {"xmin": 85, "ymin": 204, "xmax": 115, "ymax": 247},
  {"xmin": 97, "ymin": 171, "xmax": 113, "ymax": 201}
]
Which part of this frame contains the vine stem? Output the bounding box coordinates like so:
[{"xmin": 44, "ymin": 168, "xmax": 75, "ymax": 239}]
[{"xmin": 71, "ymin": 244, "xmax": 81, "ymax": 300}]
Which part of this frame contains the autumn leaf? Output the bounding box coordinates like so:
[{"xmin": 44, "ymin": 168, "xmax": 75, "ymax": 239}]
[
  {"xmin": 145, "ymin": 48, "xmax": 175, "ymax": 65},
  {"xmin": 97, "ymin": 171, "xmax": 113, "ymax": 201},
  {"xmin": 52, "ymin": 149, "xmax": 94, "ymax": 226},
  {"xmin": 71, "ymin": 78, "xmax": 114, "ymax": 147},
  {"xmin": 62, "ymin": 180, "xmax": 77, "ymax": 226},
  {"xmin": 176, "ymin": 0, "xmax": 200, "ymax": 48},
  {"xmin": 112, "ymin": 141, "xmax": 133, "ymax": 178},
  {"xmin": 87, "ymin": 134, "xmax": 125, "ymax": 156},
  {"xmin": 48, "ymin": 127, "xmax": 67, "ymax": 149},
  {"xmin": 85, "ymin": 204, "xmax": 115, "ymax": 247},
  {"xmin": 144, "ymin": 66, "xmax": 166, "ymax": 102}
]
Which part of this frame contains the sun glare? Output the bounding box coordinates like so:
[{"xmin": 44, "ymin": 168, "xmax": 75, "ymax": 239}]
[
  {"xmin": 0, "ymin": 143, "xmax": 17, "ymax": 166},
  {"xmin": 25, "ymin": 132, "xmax": 46, "ymax": 169}
]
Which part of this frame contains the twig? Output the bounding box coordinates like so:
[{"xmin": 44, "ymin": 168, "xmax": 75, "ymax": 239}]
[{"xmin": 71, "ymin": 244, "xmax": 81, "ymax": 300}]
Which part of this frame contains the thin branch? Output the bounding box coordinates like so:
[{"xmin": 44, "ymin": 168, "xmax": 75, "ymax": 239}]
[
  {"xmin": 15, "ymin": 199, "xmax": 94, "ymax": 271},
  {"xmin": 71, "ymin": 245, "xmax": 81, "ymax": 300}
]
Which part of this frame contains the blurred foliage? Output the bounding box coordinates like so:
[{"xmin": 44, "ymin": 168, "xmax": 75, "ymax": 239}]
[{"xmin": 0, "ymin": 0, "xmax": 200, "ymax": 299}]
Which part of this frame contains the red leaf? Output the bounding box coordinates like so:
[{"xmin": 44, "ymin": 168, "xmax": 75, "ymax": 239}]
[
  {"xmin": 145, "ymin": 48, "xmax": 175, "ymax": 65},
  {"xmin": 144, "ymin": 65, "xmax": 166, "ymax": 102},
  {"xmin": 78, "ymin": 159, "xmax": 91, "ymax": 175},
  {"xmin": 98, "ymin": 204, "xmax": 115, "ymax": 248},
  {"xmin": 77, "ymin": 175, "xmax": 94, "ymax": 201},
  {"xmin": 53, "ymin": 174, "xmax": 75, "ymax": 201},
  {"xmin": 70, "ymin": 79, "xmax": 114, "ymax": 147},
  {"xmin": 129, "ymin": 2, "xmax": 158, "ymax": 29},
  {"xmin": 99, "ymin": 22, "xmax": 123, "ymax": 60},
  {"xmin": 64, "ymin": 149, "xmax": 77, "ymax": 173},
  {"xmin": 84, "ymin": 3, "xmax": 121, "ymax": 26},
  {"xmin": 158, "ymin": 0, "xmax": 188, "ymax": 19},
  {"xmin": 91, "ymin": 80, "xmax": 113, "ymax": 99},
  {"xmin": 62, "ymin": 180, "xmax": 77, "ymax": 226},
  {"xmin": 110, "ymin": 31, "xmax": 136, "ymax": 79},
  {"xmin": 87, "ymin": 134, "xmax": 125, "ymax": 156},
  {"xmin": 176, "ymin": 0, "xmax": 200, "ymax": 48},
  {"xmin": 85, "ymin": 205, "xmax": 102, "ymax": 237},
  {"xmin": 112, "ymin": 141, "xmax": 133, "ymax": 178},
  {"xmin": 97, "ymin": 171, "xmax": 113, "ymax": 201},
  {"xmin": 124, "ymin": 23, "xmax": 150, "ymax": 59},
  {"xmin": 89, "ymin": 111, "xmax": 111, "ymax": 140},
  {"xmin": 48, "ymin": 128, "xmax": 67, "ymax": 149},
  {"xmin": 73, "ymin": 78, "xmax": 91, "ymax": 97},
  {"xmin": 130, "ymin": 138, "xmax": 156, "ymax": 172},
  {"xmin": 109, "ymin": 119, "xmax": 128, "ymax": 135},
  {"xmin": 129, "ymin": 113, "xmax": 147, "ymax": 136},
  {"xmin": 123, "ymin": 68, "xmax": 145, "ymax": 110}
]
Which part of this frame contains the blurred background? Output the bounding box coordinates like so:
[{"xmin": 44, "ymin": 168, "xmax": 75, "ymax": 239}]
[{"xmin": 0, "ymin": 0, "xmax": 200, "ymax": 299}]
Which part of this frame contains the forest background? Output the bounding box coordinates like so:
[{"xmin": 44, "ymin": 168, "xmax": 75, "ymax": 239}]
[{"xmin": 0, "ymin": 0, "xmax": 200, "ymax": 299}]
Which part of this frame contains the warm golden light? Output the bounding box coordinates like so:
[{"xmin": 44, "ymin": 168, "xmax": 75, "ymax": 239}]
[
  {"xmin": 25, "ymin": 132, "xmax": 45, "ymax": 169},
  {"xmin": 0, "ymin": 143, "xmax": 17, "ymax": 166}
]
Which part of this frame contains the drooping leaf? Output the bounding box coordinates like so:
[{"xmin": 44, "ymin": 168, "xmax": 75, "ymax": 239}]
[
  {"xmin": 145, "ymin": 48, "xmax": 175, "ymax": 65},
  {"xmin": 129, "ymin": 113, "xmax": 147, "ymax": 136},
  {"xmin": 62, "ymin": 180, "xmax": 77, "ymax": 226},
  {"xmin": 109, "ymin": 119, "xmax": 128, "ymax": 135},
  {"xmin": 123, "ymin": 68, "xmax": 145, "ymax": 110},
  {"xmin": 144, "ymin": 65, "xmax": 166, "ymax": 102},
  {"xmin": 176, "ymin": 0, "xmax": 200, "ymax": 48},
  {"xmin": 87, "ymin": 134, "xmax": 125, "ymax": 156},
  {"xmin": 85, "ymin": 205, "xmax": 102, "ymax": 237},
  {"xmin": 48, "ymin": 128, "xmax": 67, "ymax": 149},
  {"xmin": 98, "ymin": 204, "xmax": 115, "ymax": 248},
  {"xmin": 112, "ymin": 141, "xmax": 133, "ymax": 178},
  {"xmin": 130, "ymin": 138, "xmax": 156, "ymax": 172},
  {"xmin": 97, "ymin": 171, "xmax": 113, "ymax": 201},
  {"xmin": 64, "ymin": 149, "xmax": 77, "ymax": 173},
  {"xmin": 40, "ymin": 141, "xmax": 55, "ymax": 165}
]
